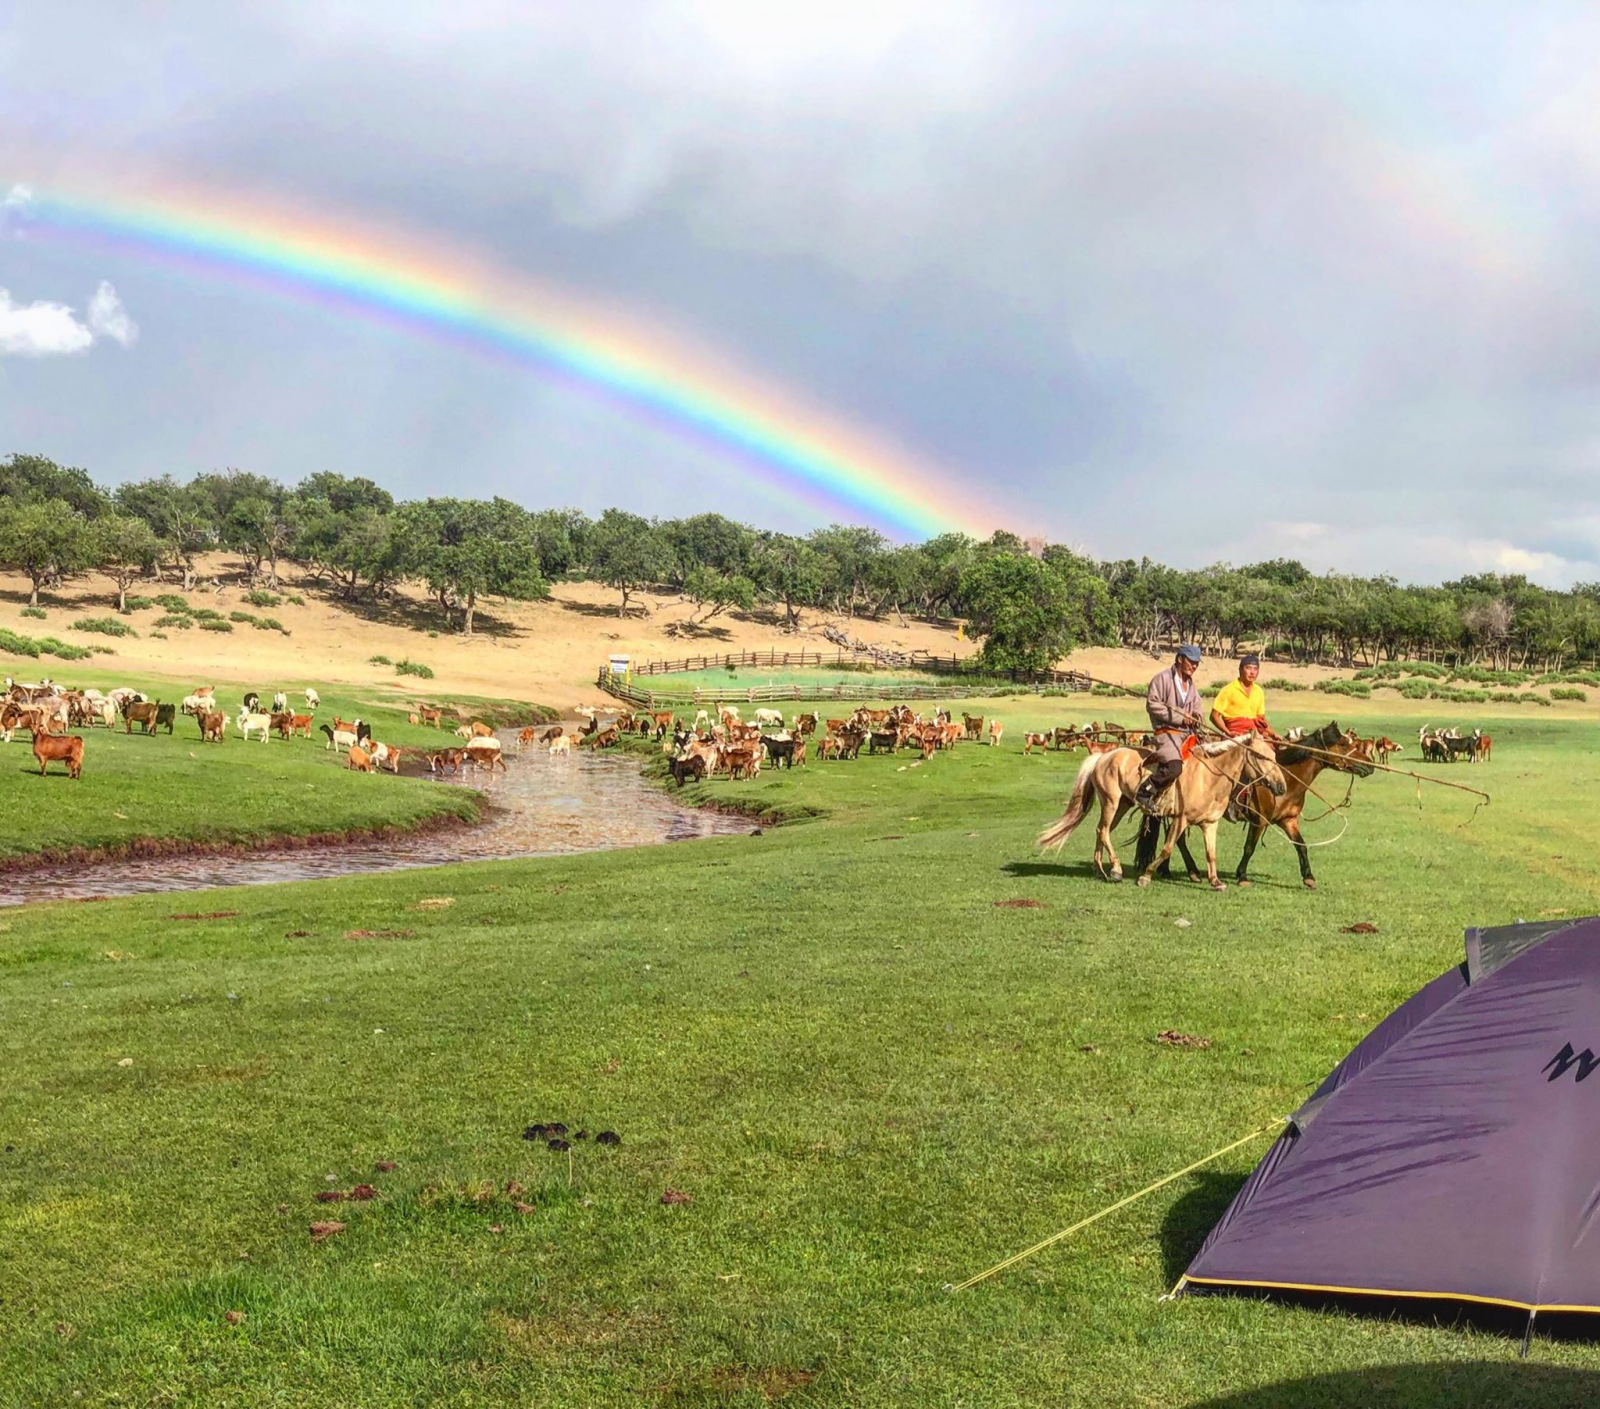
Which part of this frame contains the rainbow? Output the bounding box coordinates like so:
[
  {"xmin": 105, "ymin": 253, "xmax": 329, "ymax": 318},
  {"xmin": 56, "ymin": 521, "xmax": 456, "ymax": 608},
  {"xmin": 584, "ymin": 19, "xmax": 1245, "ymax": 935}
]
[{"xmin": 7, "ymin": 178, "xmax": 1009, "ymax": 541}]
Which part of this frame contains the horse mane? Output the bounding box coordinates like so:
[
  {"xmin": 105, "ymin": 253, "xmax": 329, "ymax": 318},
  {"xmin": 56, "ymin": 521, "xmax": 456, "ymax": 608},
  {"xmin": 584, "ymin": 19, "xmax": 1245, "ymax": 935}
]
[{"xmin": 1278, "ymin": 720, "xmax": 1341, "ymax": 765}]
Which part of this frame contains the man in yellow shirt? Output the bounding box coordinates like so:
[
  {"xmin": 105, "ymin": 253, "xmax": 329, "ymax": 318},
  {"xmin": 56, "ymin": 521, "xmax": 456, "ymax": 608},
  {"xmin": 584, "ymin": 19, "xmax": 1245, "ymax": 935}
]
[{"xmin": 1210, "ymin": 653, "xmax": 1272, "ymax": 737}]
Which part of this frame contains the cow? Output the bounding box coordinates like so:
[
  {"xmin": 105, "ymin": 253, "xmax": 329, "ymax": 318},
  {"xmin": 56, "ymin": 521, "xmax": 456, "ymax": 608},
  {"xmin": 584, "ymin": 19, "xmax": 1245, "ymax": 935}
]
[
  {"xmin": 198, "ymin": 710, "xmax": 227, "ymax": 743},
  {"xmin": 32, "ymin": 732, "xmax": 83, "ymax": 779}
]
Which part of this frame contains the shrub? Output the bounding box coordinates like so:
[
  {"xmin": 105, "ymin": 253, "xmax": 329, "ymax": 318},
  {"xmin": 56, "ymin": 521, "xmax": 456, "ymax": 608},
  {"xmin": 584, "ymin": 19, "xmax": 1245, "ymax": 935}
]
[
  {"xmin": 149, "ymin": 630, "xmax": 168, "ymax": 640},
  {"xmin": 72, "ymin": 616, "xmax": 137, "ymax": 638},
  {"xmin": 19, "ymin": 606, "xmax": 46, "ymax": 620},
  {"xmin": 154, "ymin": 594, "xmax": 191, "ymax": 612},
  {"xmin": 154, "ymin": 614, "xmax": 193, "ymax": 630},
  {"xmin": 427, "ymin": 630, "xmax": 439, "ymax": 639},
  {"xmin": 1551, "ymin": 686, "xmax": 1588, "ymax": 702},
  {"xmin": 256, "ymin": 616, "xmax": 288, "ymax": 634},
  {"xmin": 36, "ymin": 636, "xmax": 93, "ymax": 661},
  {"xmin": 287, "ymin": 594, "xmax": 305, "ymax": 606},
  {"xmin": 245, "ymin": 590, "xmax": 282, "ymax": 607},
  {"xmin": 395, "ymin": 659, "xmax": 434, "ymax": 679},
  {"xmin": 1316, "ymin": 679, "xmax": 1371, "ymax": 698},
  {"xmin": 0, "ymin": 629, "xmax": 42, "ymax": 658},
  {"xmin": 122, "ymin": 595, "xmax": 156, "ymax": 612},
  {"xmin": 1397, "ymin": 679, "xmax": 1433, "ymax": 699},
  {"xmin": 1262, "ymin": 677, "xmax": 1307, "ymax": 692},
  {"xmin": 369, "ymin": 653, "xmax": 393, "ymax": 666},
  {"xmin": 229, "ymin": 611, "xmax": 258, "ymax": 625},
  {"xmin": 199, "ymin": 618, "xmax": 234, "ymax": 633},
  {"xmin": 192, "ymin": 607, "xmax": 222, "ymax": 621}
]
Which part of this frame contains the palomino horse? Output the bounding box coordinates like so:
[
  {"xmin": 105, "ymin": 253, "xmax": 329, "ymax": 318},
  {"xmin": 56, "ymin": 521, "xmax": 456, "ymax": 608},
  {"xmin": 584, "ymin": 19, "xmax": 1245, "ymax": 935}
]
[
  {"xmin": 1234, "ymin": 720, "xmax": 1373, "ymax": 890},
  {"xmin": 1038, "ymin": 733, "xmax": 1287, "ymax": 890}
]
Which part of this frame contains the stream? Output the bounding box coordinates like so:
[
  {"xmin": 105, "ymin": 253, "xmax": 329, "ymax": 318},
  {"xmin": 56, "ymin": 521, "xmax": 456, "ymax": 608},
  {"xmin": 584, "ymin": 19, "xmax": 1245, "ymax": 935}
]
[{"xmin": 0, "ymin": 737, "xmax": 753, "ymax": 906}]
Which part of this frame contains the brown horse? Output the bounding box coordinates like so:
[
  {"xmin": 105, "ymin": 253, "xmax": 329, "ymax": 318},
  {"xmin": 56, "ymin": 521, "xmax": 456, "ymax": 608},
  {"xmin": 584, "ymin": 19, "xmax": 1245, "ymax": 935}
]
[
  {"xmin": 1234, "ymin": 721, "xmax": 1373, "ymax": 890},
  {"xmin": 1039, "ymin": 733, "xmax": 1286, "ymax": 890}
]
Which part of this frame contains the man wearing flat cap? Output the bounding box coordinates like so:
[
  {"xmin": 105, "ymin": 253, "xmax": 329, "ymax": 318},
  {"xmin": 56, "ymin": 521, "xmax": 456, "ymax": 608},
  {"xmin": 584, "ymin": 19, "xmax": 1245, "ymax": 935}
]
[
  {"xmin": 1211, "ymin": 653, "xmax": 1272, "ymax": 738},
  {"xmin": 1135, "ymin": 643, "xmax": 1205, "ymax": 815}
]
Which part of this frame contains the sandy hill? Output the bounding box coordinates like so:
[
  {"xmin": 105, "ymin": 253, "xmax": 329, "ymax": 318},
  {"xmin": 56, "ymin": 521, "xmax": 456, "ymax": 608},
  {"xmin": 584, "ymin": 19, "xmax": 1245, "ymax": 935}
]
[{"xmin": 0, "ymin": 557, "xmax": 1344, "ymax": 707}]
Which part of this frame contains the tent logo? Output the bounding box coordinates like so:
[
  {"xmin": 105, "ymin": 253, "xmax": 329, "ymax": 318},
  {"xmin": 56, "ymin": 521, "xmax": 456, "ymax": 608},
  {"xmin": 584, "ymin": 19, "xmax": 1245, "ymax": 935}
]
[{"xmin": 1543, "ymin": 1043, "xmax": 1600, "ymax": 1083}]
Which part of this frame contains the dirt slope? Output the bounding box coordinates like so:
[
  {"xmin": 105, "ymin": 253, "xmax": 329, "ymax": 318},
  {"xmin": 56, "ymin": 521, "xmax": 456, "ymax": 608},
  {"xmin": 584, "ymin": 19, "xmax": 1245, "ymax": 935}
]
[{"xmin": 0, "ymin": 557, "xmax": 1345, "ymax": 706}]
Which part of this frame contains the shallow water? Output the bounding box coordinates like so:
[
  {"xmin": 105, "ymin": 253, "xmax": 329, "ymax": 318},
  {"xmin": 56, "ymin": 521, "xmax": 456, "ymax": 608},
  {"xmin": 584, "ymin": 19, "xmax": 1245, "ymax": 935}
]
[{"xmin": 0, "ymin": 738, "xmax": 752, "ymax": 905}]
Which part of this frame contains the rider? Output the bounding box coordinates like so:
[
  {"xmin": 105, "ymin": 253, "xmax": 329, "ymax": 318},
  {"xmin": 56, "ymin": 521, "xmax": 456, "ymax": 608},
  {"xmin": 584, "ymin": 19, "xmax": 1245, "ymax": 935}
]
[
  {"xmin": 1135, "ymin": 643, "xmax": 1204, "ymax": 815},
  {"xmin": 1210, "ymin": 653, "xmax": 1272, "ymax": 737}
]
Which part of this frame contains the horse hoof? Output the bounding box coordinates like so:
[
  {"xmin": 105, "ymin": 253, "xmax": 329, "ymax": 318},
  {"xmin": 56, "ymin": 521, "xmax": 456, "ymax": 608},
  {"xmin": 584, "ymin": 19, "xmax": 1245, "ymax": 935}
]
[
  {"xmin": 1236, "ymin": 879, "xmax": 1252, "ymax": 888},
  {"xmin": 1211, "ymin": 880, "xmax": 1227, "ymax": 892},
  {"xmin": 1135, "ymin": 875, "xmax": 1151, "ymax": 889},
  {"xmin": 1187, "ymin": 872, "xmax": 1203, "ymax": 884},
  {"xmin": 1304, "ymin": 879, "xmax": 1318, "ymax": 891},
  {"xmin": 1109, "ymin": 870, "xmax": 1123, "ymax": 883}
]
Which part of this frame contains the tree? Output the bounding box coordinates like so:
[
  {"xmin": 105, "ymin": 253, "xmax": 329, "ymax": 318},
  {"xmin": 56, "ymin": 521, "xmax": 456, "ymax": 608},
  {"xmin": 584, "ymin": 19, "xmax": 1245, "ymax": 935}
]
[
  {"xmin": 0, "ymin": 498, "xmax": 97, "ymax": 606},
  {"xmin": 752, "ymin": 533, "xmax": 824, "ymax": 629},
  {"xmin": 586, "ymin": 509, "xmax": 670, "ymax": 617},
  {"xmin": 114, "ymin": 476, "xmax": 216, "ymax": 589},
  {"xmin": 94, "ymin": 515, "xmax": 164, "ymax": 612},
  {"xmin": 680, "ymin": 566, "xmax": 755, "ymax": 628},
  {"xmin": 396, "ymin": 497, "xmax": 548, "ymax": 634},
  {"xmin": 0, "ymin": 453, "xmax": 110, "ymax": 518},
  {"xmin": 223, "ymin": 494, "xmax": 300, "ymax": 589},
  {"xmin": 958, "ymin": 551, "xmax": 1086, "ymax": 673},
  {"xmin": 297, "ymin": 502, "xmax": 402, "ymax": 600}
]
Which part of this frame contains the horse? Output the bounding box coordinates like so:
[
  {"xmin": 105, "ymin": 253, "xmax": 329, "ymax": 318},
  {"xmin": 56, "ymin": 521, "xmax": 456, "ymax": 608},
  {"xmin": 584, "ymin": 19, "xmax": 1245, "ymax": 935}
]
[
  {"xmin": 1038, "ymin": 733, "xmax": 1287, "ymax": 891},
  {"xmin": 1233, "ymin": 721, "xmax": 1374, "ymax": 890}
]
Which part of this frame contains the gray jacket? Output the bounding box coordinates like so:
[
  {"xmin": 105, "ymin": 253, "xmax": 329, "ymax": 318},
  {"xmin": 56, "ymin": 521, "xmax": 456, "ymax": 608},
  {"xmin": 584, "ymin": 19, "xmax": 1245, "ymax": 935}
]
[{"xmin": 1146, "ymin": 665, "xmax": 1201, "ymax": 732}]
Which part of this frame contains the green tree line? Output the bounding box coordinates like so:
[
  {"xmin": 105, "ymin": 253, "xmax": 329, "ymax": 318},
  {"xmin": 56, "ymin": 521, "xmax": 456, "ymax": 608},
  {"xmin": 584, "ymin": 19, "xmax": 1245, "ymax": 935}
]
[{"xmin": 2, "ymin": 452, "xmax": 1596, "ymax": 669}]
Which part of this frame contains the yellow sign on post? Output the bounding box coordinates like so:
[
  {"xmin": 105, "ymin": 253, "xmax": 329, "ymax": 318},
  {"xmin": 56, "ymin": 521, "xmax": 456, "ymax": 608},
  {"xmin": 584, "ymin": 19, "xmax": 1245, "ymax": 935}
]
[{"xmin": 957, "ymin": 622, "xmax": 965, "ymax": 641}]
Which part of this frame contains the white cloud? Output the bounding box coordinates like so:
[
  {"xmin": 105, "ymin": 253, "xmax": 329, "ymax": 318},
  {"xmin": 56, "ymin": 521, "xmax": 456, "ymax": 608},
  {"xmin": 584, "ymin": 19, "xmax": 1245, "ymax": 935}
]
[
  {"xmin": 0, "ymin": 288, "xmax": 94, "ymax": 356},
  {"xmin": 1, "ymin": 183, "xmax": 32, "ymax": 211},
  {"xmin": 0, "ymin": 281, "xmax": 137, "ymax": 357},
  {"xmin": 87, "ymin": 281, "xmax": 138, "ymax": 347}
]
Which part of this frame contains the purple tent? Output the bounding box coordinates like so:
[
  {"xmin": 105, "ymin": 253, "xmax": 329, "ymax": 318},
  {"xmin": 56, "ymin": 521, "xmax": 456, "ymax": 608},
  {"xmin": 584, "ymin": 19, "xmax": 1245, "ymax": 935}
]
[{"xmin": 1182, "ymin": 916, "xmax": 1600, "ymax": 1324}]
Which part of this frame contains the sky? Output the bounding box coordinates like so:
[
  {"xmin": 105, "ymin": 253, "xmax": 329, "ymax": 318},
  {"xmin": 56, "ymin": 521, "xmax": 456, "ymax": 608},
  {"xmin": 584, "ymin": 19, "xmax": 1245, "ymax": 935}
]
[{"xmin": 2, "ymin": 2, "xmax": 1600, "ymax": 584}]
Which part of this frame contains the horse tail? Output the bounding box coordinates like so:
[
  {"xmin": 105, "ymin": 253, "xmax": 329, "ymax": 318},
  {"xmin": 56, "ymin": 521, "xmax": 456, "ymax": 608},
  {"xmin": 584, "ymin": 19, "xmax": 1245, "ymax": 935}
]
[{"xmin": 1037, "ymin": 753, "xmax": 1100, "ymax": 852}]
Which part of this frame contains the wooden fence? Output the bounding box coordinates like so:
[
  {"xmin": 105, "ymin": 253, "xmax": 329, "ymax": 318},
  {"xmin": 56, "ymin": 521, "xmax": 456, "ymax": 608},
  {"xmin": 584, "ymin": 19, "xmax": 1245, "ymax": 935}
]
[
  {"xmin": 615, "ymin": 648, "xmax": 1094, "ymax": 692},
  {"xmin": 596, "ymin": 669, "xmax": 1102, "ymax": 709}
]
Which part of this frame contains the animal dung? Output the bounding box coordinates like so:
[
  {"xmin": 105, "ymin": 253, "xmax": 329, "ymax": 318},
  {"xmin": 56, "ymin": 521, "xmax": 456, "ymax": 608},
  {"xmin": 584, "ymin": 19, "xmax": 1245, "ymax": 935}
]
[
  {"xmin": 1155, "ymin": 1029, "xmax": 1212, "ymax": 1050},
  {"xmin": 315, "ymin": 1190, "xmax": 346, "ymax": 1203},
  {"xmin": 374, "ymin": 1161, "xmax": 397, "ymax": 1172},
  {"xmin": 573, "ymin": 1129, "xmax": 590, "ymax": 1140},
  {"xmin": 660, "ymin": 1189, "xmax": 692, "ymax": 1206},
  {"xmin": 522, "ymin": 1124, "xmax": 548, "ymax": 1141},
  {"xmin": 596, "ymin": 1131, "xmax": 621, "ymax": 1147},
  {"xmin": 547, "ymin": 1138, "xmax": 572, "ymax": 1152},
  {"xmin": 1341, "ymin": 922, "xmax": 1379, "ymax": 934},
  {"xmin": 347, "ymin": 1184, "xmax": 378, "ymax": 1201},
  {"xmin": 309, "ymin": 1221, "xmax": 346, "ymax": 1242},
  {"xmin": 547, "ymin": 1122, "xmax": 568, "ymax": 1136}
]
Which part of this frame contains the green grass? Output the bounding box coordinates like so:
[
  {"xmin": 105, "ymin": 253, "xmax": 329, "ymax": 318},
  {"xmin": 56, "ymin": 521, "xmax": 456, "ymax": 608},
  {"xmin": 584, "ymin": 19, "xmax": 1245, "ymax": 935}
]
[
  {"xmin": 0, "ymin": 699, "xmax": 1594, "ymax": 1403},
  {"xmin": 19, "ymin": 605, "xmax": 47, "ymax": 620},
  {"xmin": 0, "ymin": 671, "xmax": 550, "ymax": 861},
  {"xmin": 0, "ymin": 627, "xmax": 93, "ymax": 661},
  {"xmin": 394, "ymin": 659, "xmax": 433, "ymax": 679}
]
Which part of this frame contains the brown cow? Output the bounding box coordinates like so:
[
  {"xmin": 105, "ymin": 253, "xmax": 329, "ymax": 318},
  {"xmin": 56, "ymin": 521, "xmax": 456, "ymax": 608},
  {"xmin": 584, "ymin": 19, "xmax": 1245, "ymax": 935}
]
[{"xmin": 33, "ymin": 732, "xmax": 84, "ymax": 779}]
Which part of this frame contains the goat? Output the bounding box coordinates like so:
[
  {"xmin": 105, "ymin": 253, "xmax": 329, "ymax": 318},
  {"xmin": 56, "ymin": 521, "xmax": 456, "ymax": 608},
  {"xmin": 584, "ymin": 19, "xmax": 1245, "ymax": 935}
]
[
  {"xmin": 321, "ymin": 723, "xmax": 358, "ymax": 752},
  {"xmin": 347, "ymin": 745, "xmax": 374, "ymax": 773},
  {"xmin": 198, "ymin": 710, "xmax": 228, "ymax": 743},
  {"xmin": 237, "ymin": 710, "xmax": 273, "ymax": 743},
  {"xmin": 33, "ymin": 732, "xmax": 84, "ymax": 779},
  {"xmin": 548, "ymin": 734, "xmax": 572, "ymax": 757},
  {"xmin": 466, "ymin": 738, "xmax": 507, "ymax": 772},
  {"xmin": 304, "ymin": 687, "xmax": 320, "ymax": 711},
  {"xmin": 988, "ymin": 720, "xmax": 1005, "ymax": 747}
]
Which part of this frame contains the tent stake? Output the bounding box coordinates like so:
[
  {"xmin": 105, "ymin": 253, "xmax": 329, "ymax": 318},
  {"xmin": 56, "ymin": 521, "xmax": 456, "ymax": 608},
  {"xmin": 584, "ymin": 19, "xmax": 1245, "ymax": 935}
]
[{"xmin": 1521, "ymin": 1308, "xmax": 1537, "ymax": 1359}]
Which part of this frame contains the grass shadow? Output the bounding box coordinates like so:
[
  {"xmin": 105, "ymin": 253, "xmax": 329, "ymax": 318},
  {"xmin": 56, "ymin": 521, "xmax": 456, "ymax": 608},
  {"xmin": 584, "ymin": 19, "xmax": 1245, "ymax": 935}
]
[{"xmin": 1160, "ymin": 1169, "xmax": 1246, "ymax": 1286}]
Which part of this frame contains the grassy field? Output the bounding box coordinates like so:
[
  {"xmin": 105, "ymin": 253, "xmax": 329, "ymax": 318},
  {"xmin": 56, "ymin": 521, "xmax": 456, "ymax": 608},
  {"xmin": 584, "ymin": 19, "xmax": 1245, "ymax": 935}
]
[
  {"xmin": 0, "ymin": 673, "xmax": 552, "ymax": 862},
  {"xmin": 0, "ymin": 697, "xmax": 1595, "ymax": 1405}
]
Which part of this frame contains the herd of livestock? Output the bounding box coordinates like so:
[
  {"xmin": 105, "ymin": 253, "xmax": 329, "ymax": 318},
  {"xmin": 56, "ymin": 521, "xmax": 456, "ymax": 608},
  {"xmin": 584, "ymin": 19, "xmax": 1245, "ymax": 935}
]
[{"xmin": 0, "ymin": 676, "xmax": 524, "ymax": 780}]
